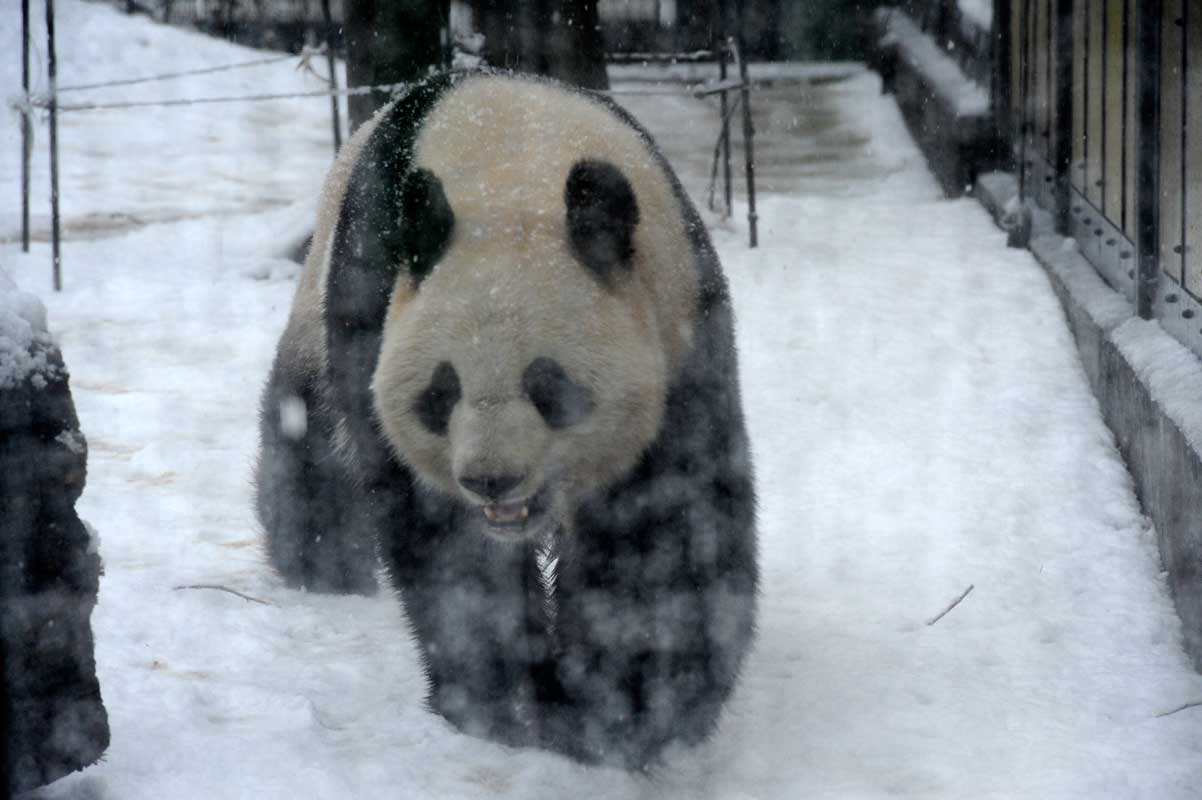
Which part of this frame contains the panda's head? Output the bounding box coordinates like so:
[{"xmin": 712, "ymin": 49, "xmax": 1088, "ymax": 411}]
[
  {"xmin": 343, "ymin": 76, "xmax": 700, "ymax": 543},
  {"xmin": 371, "ymin": 158, "xmax": 676, "ymax": 543}
]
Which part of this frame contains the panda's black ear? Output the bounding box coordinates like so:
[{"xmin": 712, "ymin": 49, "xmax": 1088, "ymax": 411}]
[
  {"xmin": 565, "ymin": 159, "xmax": 639, "ymax": 281},
  {"xmin": 400, "ymin": 168, "xmax": 455, "ymax": 284}
]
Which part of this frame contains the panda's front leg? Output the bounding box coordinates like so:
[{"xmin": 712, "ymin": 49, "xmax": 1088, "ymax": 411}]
[
  {"xmin": 547, "ymin": 499, "xmax": 758, "ymax": 769},
  {"xmin": 380, "ymin": 516, "xmax": 559, "ymax": 749},
  {"xmin": 256, "ymin": 368, "xmax": 379, "ymax": 595}
]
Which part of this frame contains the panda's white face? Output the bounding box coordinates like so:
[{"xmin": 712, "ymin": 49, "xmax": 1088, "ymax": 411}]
[
  {"xmin": 372, "ymin": 211, "xmax": 669, "ymax": 542},
  {"xmin": 360, "ymin": 75, "xmax": 699, "ymax": 543}
]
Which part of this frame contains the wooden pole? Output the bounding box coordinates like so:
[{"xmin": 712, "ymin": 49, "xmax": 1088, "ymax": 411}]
[
  {"xmin": 734, "ymin": 37, "xmax": 758, "ymax": 248},
  {"xmin": 47, "ymin": 0, "xmax": 63, "ymax": 290},
  {"xmin": 321, "ymin": 0, "xmax": 342, "ymax": 152},
  {"xmin": 21, "ymin": 0, "xmax": 31, "ymax": 253}
]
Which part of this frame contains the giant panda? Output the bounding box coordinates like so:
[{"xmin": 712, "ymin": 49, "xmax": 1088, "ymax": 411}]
[{"xmin": 255, "ymin": 70, "xmax": 758, "ymax": 769}]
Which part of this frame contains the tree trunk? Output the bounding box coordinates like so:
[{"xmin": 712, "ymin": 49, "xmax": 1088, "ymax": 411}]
[
  {"xmin": 344, "ymin": 0, "xmax": 450, "ymax": 132},
  {"xmin": 478, "ymin": 0, "xmax": 609, "ymax": 90}
]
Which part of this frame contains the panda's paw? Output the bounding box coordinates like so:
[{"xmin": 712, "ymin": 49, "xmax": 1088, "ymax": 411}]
[
  {"xmin": 536, "ymin": 703, "xmax": 663, "ymax": 771},
  {"xmin": 428, "ymin": 689, "xmax": 540, "ymax": 751},
  {"xmin": 302, "ymin": 566, "xmax": 378, "ymax": 596},
  {"xmin": 283, "ymin": 535, "xmax": 379, "ymax": 595}
]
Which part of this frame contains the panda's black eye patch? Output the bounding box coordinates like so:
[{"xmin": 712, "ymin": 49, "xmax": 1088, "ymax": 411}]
[
  {"xmin": 414, "ymin": 361, "xmax": 461, "ymax": 435},
  {"xmin": 523, "ymin": 357, "xmax": 594, "ymax": 430}
]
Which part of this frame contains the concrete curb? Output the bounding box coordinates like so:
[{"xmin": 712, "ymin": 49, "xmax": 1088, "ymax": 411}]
[{"xmin": 975, "ymin": 171, "xmax": 1202, "ymax": 669}]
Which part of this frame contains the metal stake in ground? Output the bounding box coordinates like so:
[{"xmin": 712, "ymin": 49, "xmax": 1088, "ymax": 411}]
[
  {"xmin": 734, "ymin": 36, "xmax": 758, "ymax": 248},
  {"xmin": 717, "ymin": 1, "xmax": 732, "ymax": 217},
  {"xmin": 321, "ymin": 0, "xmax": 342, "ymax": 152},
  {"xmin": 21, "ymin": 0, "xmax": 31, "ymax": 253},
  {"xmin": 47, "ymin": 0, "xmax": 63, "ymax": 291}
]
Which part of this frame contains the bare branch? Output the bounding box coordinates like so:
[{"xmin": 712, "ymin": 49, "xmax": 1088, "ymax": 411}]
[
  {"xmin": 1156, "ymin": 700, "xmax": 1202, "ymax": 719},
  {"xmin": 173, "ymin": 584, "xmax": 274, "ymax": 606},
  {"xmin": 926, "ymin": 584, "xmax": 975, "ymax": 626}
]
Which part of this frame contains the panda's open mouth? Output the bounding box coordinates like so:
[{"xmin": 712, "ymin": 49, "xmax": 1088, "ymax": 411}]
[
  {"xmin": 478, "ymin": 488, "xmax": 549, "ymax": 535},
  {"xmin": 482, "ymin": 500, "xmax": 529, "ymax": 526}
]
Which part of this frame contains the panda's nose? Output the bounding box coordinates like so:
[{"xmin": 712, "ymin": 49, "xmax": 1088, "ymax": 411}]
[{"xmin": 459, "ymin": 473, "xmax": 524, "ymax": 501}]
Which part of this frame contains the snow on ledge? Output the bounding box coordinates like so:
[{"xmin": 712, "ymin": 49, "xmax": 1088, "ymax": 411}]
[
  {"xmin": 1029, "ymin": 233, "xmax": 1131, "ymax": 331},
  {"xmin": 876, "ymin": 7, "xmax": 990, "ymax": 118},
  {"xmin": 0, "ymin": 267, "xmax": 57, "ymax": 390},
  {"xmin": 1112, "ymin": 317, "xmax": 1202, "ymax": 455},
  {"xmin": 958, "ymin": 0, "xmax": 993, "ymax": 32}
]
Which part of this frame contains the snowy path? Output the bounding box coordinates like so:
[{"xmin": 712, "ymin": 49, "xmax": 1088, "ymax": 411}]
[{"xmin": 4, "ymin": 5, "xmax": 1202, "ymax": 798}]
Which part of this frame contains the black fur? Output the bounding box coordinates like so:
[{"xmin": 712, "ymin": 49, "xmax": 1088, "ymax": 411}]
[
  {"xmin": 255, "ymin": 354, "xmax": 381, "ymax": 594},
  {"xmin": 256, "ymin": 70, "xmax": 757, "ymax": 770},
  {"xmin": 522, "ymin": 357, "xmax": 594, "ymax": 430},
  {"xmin": 414, "ymin": 361, "xmax": 461, "ymax": 436},
  {"xmin": 565, "ymin": 159, "xmax": 640, "ymax": 280},
  {"xmin": 255, "ymin": 73, "xmax": 458, "ymax": 593},
  {"xmin": 399, "ymin": 168, "xmax": 455, "ymax": 283}
]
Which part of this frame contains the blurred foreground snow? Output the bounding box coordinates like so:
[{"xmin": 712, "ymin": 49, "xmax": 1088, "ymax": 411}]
[{"xmin": 4, "ymin": 3, "xmax": 1202, "ymax": 797}]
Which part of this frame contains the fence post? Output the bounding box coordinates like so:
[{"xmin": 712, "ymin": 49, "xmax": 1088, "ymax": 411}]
[
  {"xmin": 47, "ymin": 0, "xmax": 62, "ymax": 291},
  {"xmin": 21, "ymin": 0, "xmax": 31, "ymax": 253},
  {"xmin": 321, "ymin": 0, "xmax": 342, "ymax": 152},
  {"xmin": 1136, "ymin": 0, "xmax": 1162, "ymax": 320}
]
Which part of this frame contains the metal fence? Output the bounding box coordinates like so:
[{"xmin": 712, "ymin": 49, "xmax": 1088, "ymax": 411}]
[{"xmin": 999, "ymin": 0, "xmax": 1202, "ymax": 359}]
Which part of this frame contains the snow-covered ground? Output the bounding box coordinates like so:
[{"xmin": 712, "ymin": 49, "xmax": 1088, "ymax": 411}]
[{"xmin": 4, "ymin": 3, "xmax": 1202, "ymax": 798}]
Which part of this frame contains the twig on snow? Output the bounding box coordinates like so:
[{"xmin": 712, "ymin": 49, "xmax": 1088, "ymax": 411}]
[
  {"xmin": 926, "ymin": 584, "xmax": 974, "ymax": 626},
  {"xmin": 1156, "ymin": 700, "xmax": 1202, "ymax": 719},
  {"xmin": 173, "ymin": 583, "xmax": 274, "ymax": 606}
]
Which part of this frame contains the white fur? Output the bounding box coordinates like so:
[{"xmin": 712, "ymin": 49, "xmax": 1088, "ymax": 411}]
[{"xmin": 285, "ymin": 74, "xmax": 700, "ymax": 538}]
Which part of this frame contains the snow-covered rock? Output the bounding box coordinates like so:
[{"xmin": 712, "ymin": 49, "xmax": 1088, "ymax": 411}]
[{"xmin": 0, "ymin": 267, "xmax": 57, "ymax": 389}]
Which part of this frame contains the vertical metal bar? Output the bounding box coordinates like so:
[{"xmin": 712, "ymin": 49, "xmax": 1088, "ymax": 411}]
[
  {"xmin": 1071, "ymin": 0, "xmax": 1086, "ymax": 193},
  {"xmin": 1184, "ymin": 0, "xmax": 1202, "ymax": 298},
  {"xmin": 1159, "ymin": 0, "xmax": 1184, "ymax": 286},
  {"xmin": 21, "ymin": 0, "xmax": 31, "ymax": 253},
  {"xmin": 1182, "ymin": 1, "xmax": 1189, "ymax": 292},
  {"xmin": 718, "ymin": 2, "xmax": 732, "ymax": 217},
  {"xmin": 1115, "ymin": 0, "xmax": 1125, "ymax": 234},
  {"xmin": 1105, "ymin": 0, "xmax": 1125, "ymax": 222},
  {"xmin": 995, "ymin": 0, "xmax": 1014, "ymax": 163},
  {"xmin": 47, "ymin": 0, "xmax": 62, "ymax": 291},
  {"xmin": 1123, "ymin": 0, "xmax": 1138, "ymax": 241},
  {"xmin": 1086, "ymin": 0, "xmax": 1105, "ymax": 209},
  {"xmin": 1053, "ymin": 0, "xmax": 1073, "ymax": 232},
  {"xmin": 1136, "ymin": 0, "xmax": 1162, "ymax": 319},
  {"xmin": 1018, "ymin": 0, "xmax": 1031, "ymax": 202},
  {"xmin": 735, "ymin": 37, "xmax": 757, "ymax": 248},
  {"xmin": 1037, "ymin": 0, "xmax": 1051, "ymax": 208},
  {"xmin": 321, "ymin": 0, "xmax": 341, "ymax": 152},
  {"xmin": 1011, "ymin": 0, "xmax": 1025, "ymax": 147},
  {"xmin": 1033, "ymin": 0, "xmax": 1045, "ymax": 173}
]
